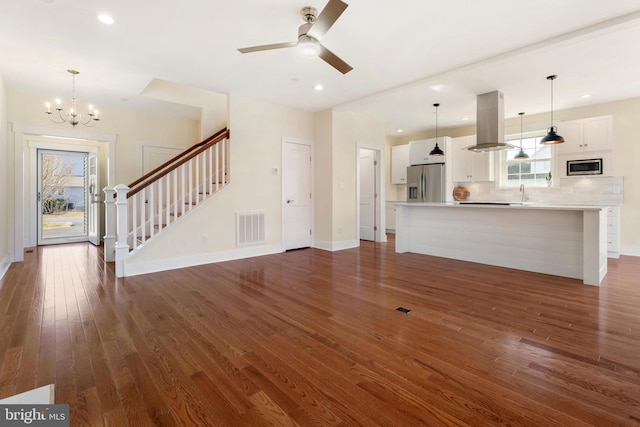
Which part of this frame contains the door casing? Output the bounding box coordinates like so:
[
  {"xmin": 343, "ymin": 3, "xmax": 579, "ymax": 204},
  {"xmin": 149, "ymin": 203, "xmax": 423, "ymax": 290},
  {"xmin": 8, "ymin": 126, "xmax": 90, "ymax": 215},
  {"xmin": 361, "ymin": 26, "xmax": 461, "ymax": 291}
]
[
  {"xmin": 356, "ymin": 143, "xmax": 386, "ymax": 243},
  {"xmin": 27, "ymin": 138, "xmax": 102, "ymax": 248},
  {"xmin": 359, "ymin": 148, "xmax": 377, "ymax": 241},
  {"xmin": 13, "ymin": 123, "xmax": 116, "ymax": 261}
]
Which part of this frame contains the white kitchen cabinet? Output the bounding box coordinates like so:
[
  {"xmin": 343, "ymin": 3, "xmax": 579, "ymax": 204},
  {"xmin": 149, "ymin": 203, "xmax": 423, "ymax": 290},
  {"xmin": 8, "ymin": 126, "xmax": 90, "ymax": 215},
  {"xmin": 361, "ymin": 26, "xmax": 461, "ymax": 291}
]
[
  {"xmin": 391, "ymin": 144, "xmax": 410, "ymax": 184},
  {"xmin": 557, "ymin": 115, "xmax": 612, "ymax": 155},
  {"xmin": 409, "ymin": 137, "xmax": 450, "ymax": 165},
  {"xmin": 385, "ymin": 201, "xmax": 397, "ymax": 232},
  {"xmin": 450, "ymin": 135, "xmax": 494, "ymax": 182},
  {"xmin": 606, "ymin": 206, "xmax": 620, "ymax": 258}
]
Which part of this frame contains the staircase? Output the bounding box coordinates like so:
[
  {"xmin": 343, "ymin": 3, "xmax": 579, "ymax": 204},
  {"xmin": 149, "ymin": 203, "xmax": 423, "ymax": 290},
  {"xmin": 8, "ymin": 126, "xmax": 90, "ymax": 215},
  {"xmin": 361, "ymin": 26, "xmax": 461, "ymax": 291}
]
[{"xmin": 104, "ymin": 128, "xmax": 230, "ymax": 277}]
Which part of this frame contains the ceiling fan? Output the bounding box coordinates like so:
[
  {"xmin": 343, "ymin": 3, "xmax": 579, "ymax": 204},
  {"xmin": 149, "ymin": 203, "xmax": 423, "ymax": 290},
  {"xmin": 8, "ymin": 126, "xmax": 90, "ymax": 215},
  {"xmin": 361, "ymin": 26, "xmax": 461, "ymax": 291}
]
[{"xmin": 237, "ymin": 0, "xmax": 353, "ymax": 74}]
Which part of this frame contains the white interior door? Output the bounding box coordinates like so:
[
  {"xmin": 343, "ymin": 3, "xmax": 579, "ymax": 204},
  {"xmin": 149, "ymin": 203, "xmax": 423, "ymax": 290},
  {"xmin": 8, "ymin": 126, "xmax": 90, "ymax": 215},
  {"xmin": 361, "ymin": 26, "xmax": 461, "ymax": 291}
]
[
  {"xmin": 87, "ymin": 151, "xmax": 100, "ymax": 245},
  {"xmin": 359, "ymin": 148, "xmax": 376, "ymax": 241},
  {"xmin": 142, "ymin": 145, "xmax": 183, "ymax": 174},
  {"xmin": 283, "ymin": 140, "xmax": 312, "ymax": 250}
]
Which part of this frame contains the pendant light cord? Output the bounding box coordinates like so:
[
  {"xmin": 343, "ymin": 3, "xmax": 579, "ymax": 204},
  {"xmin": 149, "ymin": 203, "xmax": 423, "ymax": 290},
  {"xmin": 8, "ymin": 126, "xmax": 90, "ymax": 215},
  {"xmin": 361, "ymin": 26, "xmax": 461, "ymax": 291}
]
[
  {"xmin": 547, "ymin": 75, "xmax": 557, "ymax": 129},
  {"xmin": 434, "ymin": 103, "xmax": 439, "ymax": 140},
  {"xmin": 520, "ymin": 112, "xmax": 524, "ymax": 149},
  {"xmin": 550, "ymin": 78, "xmax": 553, "ymax": 127}
]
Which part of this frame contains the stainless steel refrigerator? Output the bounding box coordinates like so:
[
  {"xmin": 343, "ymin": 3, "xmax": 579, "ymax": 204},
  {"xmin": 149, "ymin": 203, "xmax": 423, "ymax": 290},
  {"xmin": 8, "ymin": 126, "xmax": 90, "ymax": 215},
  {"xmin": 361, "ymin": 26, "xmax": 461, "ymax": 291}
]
[{"xmin": 407, "ymin": 163, "xmax": 446, "ymax": 203}]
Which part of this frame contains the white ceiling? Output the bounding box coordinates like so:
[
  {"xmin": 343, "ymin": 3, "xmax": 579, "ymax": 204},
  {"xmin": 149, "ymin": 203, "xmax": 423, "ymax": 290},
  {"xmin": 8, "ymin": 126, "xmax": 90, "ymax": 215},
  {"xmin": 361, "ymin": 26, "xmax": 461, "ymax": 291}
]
[{"xmin": 2, "ymin": 0, "xmax": 640, "ymax": 135}]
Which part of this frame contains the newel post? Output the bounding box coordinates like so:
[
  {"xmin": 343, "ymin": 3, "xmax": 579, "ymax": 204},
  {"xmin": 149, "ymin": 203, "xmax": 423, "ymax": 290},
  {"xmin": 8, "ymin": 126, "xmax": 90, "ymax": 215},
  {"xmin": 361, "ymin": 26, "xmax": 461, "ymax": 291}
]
[
  {"xmin": 103, "ymin": 187, "xmax": 116, "ymax": 262},
  {"xmin": 114, "ymin": 184, "xmax": 130, "ymax": 277}
]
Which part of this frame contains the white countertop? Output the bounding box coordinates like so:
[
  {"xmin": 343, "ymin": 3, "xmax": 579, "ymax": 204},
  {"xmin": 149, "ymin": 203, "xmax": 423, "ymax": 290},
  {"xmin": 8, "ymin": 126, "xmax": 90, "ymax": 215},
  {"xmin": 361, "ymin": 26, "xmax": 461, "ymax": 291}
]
[{"xmin": 393, "ymin": 202, "xmax": 608, "ymax": 211}]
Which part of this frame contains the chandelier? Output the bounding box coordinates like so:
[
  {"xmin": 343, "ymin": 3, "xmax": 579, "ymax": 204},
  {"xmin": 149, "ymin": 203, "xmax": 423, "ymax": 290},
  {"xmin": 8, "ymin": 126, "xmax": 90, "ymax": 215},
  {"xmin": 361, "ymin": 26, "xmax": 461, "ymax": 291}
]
[{"xmin": 45, "ymin": 69, "xmax": 100, "ymax": 127}]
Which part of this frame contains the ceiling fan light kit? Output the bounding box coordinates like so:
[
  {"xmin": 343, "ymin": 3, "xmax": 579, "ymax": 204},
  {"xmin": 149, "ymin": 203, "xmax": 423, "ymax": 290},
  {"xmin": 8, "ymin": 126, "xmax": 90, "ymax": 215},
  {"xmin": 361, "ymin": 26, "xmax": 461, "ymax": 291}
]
[
  {"xmin": 237, "ymin": 0, "xmax": 353, "ymax": 74},
  {"xmin": 298, "ymin": 35, "xmax": 321, "ymax": 56}
]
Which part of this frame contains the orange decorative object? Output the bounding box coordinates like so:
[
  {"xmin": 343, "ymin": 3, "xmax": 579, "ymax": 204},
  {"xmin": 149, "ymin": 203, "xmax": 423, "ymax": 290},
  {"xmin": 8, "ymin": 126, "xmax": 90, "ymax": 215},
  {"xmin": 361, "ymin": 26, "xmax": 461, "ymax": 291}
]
[{"xmin": 453, "ymin": 186, "xmax": 470, "ymax": 201}]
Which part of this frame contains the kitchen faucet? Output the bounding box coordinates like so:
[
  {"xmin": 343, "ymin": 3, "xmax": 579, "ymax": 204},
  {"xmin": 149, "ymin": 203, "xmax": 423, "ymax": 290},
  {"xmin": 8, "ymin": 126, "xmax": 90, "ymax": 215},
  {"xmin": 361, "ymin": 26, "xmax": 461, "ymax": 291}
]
[{"xmin": 520, "ymin": 183, "xmax": 526, "ymax": 203}]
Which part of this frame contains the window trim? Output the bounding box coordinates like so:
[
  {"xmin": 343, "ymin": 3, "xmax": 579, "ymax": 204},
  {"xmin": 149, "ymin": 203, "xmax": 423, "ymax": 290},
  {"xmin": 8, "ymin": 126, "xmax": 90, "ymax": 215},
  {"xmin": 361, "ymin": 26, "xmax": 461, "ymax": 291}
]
[{"xmin": 499, "ymin": 129, "xmax": 554, "ymax": 188}]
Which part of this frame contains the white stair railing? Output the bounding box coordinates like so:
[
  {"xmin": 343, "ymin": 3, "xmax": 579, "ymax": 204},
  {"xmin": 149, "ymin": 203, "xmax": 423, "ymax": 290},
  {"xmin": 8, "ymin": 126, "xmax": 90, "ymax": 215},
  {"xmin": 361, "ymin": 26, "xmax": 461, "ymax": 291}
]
[
  {"xmin": 103, "ymin": 187, "xmax": 116, "ymax": 262},
  {"xmin": 106, "ymin": 130, "xmax": 229, "ymax": 276}
]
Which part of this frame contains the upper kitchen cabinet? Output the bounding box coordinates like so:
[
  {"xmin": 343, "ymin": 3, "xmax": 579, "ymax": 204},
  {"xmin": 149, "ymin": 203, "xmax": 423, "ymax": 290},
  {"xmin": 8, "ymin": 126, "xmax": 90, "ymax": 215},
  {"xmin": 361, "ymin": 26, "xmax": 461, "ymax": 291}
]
[
  {"xmin": 557, "ymin": 115, "xmax": 612, "ymax": 155},
  {"xmin": 391, "ymin": 144, "xmax": 410, "ymax": 184},
  {"xmin": 451, "ymin": 135, "xmax": 494, "ymax": 182},
  {"xmin": 409, "ymin": 137, "xmax": 450, "ymax": 165}
]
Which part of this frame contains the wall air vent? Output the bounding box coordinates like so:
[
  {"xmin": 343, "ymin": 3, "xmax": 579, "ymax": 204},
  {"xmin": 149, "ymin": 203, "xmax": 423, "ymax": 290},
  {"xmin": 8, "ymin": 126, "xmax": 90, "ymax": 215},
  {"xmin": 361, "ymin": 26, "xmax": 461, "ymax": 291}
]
[{"xmin": 236, "ymin": 211, "xmax": 265, "ymax": 246}]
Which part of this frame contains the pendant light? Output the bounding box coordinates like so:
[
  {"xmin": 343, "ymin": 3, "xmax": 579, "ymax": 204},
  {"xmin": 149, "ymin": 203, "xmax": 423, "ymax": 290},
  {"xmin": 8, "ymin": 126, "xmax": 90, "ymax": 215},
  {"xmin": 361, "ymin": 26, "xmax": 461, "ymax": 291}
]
[
  {"xmin": 429, "ymin": 103, "xmax": 445, "ymax": 156},
  {"xmin": 540, "ymin": 75, "xmax": 564, "ymax": 145},
  {"xmin": 514, "ymin": 112, "xmax": 530, "ymax": 161}
]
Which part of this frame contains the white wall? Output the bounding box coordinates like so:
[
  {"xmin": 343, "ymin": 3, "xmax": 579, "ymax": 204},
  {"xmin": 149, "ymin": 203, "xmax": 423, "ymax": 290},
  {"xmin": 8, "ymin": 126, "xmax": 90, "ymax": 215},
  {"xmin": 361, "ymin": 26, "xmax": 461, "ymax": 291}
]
[
  {"xmin": 128, "ymin": 100, "xmax": 393, "ymax": 274},
  {"xmin": 331, "ymin": 109, "xmax": 387, "ymax": 244},
  {"xmin": 8, "ymin": 90, "xmax": 201, "ymax": 184},
  {"xmin": 0, "ymin": 75, "xmax": 10, "ymax": 278},
  {"xmin": 313, "ymin": 109, "xmax": 334, "ymax": 244},
  {"xmin": 125, "ymin": 94, "xmax": 315, "ymax": 273},
  {"xmin": 6, "ymin": 89, "xmax": 200, "ymax": 258}
]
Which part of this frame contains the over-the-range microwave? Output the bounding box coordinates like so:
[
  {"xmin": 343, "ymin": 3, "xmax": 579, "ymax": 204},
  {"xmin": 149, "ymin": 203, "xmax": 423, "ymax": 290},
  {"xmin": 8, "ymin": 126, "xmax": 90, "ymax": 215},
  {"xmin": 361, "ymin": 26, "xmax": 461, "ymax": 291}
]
[{"xmin": 566, "ymin": 158, "xmax": 603, "ymax": 176}]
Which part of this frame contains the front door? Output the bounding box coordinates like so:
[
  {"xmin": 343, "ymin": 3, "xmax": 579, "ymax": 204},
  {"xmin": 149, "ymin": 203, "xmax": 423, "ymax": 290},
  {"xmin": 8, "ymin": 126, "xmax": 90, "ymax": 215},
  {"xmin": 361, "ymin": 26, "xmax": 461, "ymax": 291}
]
[
  {"xmin": 37, "ymin": 149, "xmax": 90, "ymax": 245},
  {"xmin": 282, "ymin": 140, "xmax": 312, "ymax": 250}
]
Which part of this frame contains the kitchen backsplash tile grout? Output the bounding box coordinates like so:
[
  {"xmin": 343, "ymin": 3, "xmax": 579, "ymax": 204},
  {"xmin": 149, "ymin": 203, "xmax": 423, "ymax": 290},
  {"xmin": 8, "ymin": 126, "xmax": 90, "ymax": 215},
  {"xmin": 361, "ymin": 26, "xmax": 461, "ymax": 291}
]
[
  {"xmin": 460, "ymin": 176, "xmax": 623, "ymax": 205},
  {"xmin": 389, "ymin": 178, "xmax": 623, "ymax": 205}
]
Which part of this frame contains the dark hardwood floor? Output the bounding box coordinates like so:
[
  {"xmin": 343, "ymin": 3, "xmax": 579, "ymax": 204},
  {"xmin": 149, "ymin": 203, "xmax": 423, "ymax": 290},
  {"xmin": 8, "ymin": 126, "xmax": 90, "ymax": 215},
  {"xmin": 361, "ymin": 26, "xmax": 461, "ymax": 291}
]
[{"xmin": 1, "ymin": 237, "xmax": 639, "ymax": 426}]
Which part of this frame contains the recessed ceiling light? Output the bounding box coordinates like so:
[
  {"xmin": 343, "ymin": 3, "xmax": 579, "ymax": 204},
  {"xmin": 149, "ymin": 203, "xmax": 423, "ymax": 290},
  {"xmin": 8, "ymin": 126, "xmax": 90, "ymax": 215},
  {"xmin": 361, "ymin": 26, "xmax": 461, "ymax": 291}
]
[
  {"xmin": 581, "ymin": 94, "xmax": 592, "ymax": 99},
  {"xmin": 98, "ymin": 14, "xmax": 114, "ymax": 25},
  {"xmin": 461, "ymin": 117, "xmax": 470, "ymax": 121},
  {"xmin": 430, "ymin": 85, "xmax": 444, "ymax": 91},
  {"xmin": 314, "ymin": 84, "xmax": 323, "ymax": 91},
  {"xmin": 397, "ymin": 129, "xmax": 404, "ymax": 133}
]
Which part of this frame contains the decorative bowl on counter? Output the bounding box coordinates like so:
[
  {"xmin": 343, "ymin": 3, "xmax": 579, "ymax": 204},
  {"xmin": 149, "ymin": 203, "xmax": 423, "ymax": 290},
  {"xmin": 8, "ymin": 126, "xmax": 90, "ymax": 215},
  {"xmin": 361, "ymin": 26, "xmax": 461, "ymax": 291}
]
[{"xmin": 453, "ymin": 186, "xmax": 470, "ymax": 201}]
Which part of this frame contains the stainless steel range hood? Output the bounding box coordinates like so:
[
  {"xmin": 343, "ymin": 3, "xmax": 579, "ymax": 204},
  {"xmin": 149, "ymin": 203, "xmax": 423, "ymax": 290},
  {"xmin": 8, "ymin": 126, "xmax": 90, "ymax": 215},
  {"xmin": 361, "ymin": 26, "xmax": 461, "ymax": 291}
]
[{"xmin": 466, "ymin": 90, "xmax": 518, "ymax": 152}]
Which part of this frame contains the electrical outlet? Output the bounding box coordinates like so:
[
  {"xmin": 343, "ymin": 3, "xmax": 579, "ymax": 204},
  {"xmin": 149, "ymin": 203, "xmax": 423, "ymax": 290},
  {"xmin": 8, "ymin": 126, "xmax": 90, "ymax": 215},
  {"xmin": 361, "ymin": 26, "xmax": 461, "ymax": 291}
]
[{"xmin": 200, "ymin": 235, "xmax": 207, "ymax": 244}]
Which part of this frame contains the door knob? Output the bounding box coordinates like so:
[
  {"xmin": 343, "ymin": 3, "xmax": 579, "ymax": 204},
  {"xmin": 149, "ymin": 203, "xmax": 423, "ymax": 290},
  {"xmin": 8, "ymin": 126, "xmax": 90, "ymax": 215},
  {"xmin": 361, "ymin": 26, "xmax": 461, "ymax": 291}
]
[{"xmin": 287, "ymin": 199, "xmax": 294, "ymax": 204}]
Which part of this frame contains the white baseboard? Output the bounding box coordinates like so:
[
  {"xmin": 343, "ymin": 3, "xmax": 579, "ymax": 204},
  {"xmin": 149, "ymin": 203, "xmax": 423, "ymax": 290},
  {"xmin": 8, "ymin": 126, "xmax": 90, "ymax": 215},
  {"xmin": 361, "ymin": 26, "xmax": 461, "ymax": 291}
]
[
  {"xmin": 123, "ymin": 244, "xmax": 284, "ymax": 277},
  {"xmin": 0, "ymin": 254, "xmax": 11, "ymax": 281},
  {"xmin": 313, "ymin": 239, "xmax": 359, "ymax": 252},
  {"xmin": 621, "ymin": 246, "xmax": 640, "ymax": 257}
]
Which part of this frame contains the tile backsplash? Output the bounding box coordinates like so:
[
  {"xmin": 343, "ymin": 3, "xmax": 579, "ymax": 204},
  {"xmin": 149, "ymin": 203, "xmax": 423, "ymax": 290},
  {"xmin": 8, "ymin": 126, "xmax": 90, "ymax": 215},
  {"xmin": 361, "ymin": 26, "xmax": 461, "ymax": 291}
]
[
  {"xmin": 389, "ymin": 184, "xmax": 407, "ymax": 201},
  {"xmin": 459, "ymin": 176, "xmax": 624, "ymax": 205}
]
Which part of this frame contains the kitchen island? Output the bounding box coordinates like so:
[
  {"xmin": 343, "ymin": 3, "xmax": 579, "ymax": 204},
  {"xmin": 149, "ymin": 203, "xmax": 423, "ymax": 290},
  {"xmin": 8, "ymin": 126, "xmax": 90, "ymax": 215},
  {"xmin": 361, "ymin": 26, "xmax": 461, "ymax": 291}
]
[{"xmin": 395, "ymin": 203, "xmax": 608, "ymax": 285}]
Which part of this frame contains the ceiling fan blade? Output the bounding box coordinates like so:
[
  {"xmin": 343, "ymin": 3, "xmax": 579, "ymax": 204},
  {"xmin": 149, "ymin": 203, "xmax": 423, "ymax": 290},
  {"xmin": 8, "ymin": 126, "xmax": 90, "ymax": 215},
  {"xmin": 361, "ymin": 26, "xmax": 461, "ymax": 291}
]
[
  {"xmin": 238, "ymin": 41, "xmax": 298, "ymax": 54},
  {"xmin": 306, "ymin": 0, "xmax": 348, "ymax": 40},
  {"xmin": 318, "ymin": 45, "xmax": 353, "ymax": 74}
]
